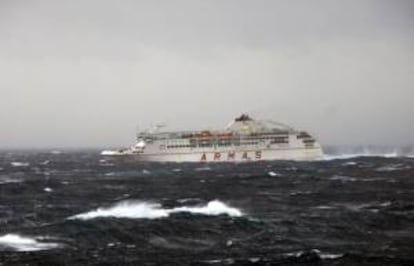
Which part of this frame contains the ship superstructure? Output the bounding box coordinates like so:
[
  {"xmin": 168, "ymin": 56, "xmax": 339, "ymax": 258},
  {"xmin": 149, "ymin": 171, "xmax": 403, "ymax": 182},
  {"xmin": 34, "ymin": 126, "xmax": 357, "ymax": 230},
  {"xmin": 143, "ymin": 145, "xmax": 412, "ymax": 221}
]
[{"xmin": 102, "ymin": 114, "xmax": 323, "ymax": 162}]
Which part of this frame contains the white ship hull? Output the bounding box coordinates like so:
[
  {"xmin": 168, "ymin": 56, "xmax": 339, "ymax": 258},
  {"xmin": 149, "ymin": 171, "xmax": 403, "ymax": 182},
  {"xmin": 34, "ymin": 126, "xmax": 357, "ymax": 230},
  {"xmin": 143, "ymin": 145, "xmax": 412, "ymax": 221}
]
[
  {"xmin": 135, "ymin": 148, "xmax": 322, "ymax": 162},
  {"xmin": 105, "ymin": 147, "xmax": 323, "ymax": 162},
  {"xmin": 102, "ymin": 114, "xmax": 324, "ymax": 162}
]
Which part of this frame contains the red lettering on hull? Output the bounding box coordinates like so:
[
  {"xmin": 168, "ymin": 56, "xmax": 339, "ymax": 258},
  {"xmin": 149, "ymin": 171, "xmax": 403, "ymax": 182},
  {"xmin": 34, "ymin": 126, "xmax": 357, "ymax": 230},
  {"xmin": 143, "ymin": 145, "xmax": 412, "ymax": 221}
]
[
  {"xmin": 199, "ymin": 151, "xmax": 262, "ymax": 162},
  {"xmin": 214, "ymin": 152, "xmax": 221, "ymax": 160}
]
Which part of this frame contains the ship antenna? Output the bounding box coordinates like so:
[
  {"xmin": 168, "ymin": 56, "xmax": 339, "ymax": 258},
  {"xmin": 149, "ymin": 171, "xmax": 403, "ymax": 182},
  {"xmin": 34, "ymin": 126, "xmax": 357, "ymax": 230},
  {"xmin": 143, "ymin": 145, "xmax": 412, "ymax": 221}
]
[
  {"xmin": 136, "ymin": 125, "xmax": 140, "ymax": 140},
  {"xmin": 148, "ymin": 122, "xmax": 166, "ymax": 133}
]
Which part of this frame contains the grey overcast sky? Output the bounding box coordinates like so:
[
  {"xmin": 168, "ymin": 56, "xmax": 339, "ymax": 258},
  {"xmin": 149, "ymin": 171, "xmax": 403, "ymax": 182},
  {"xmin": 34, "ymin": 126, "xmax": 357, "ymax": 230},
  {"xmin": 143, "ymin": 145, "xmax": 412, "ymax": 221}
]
[{"xmin": 0, "ymin": 0, "xmax": 413, "ymax": 148}]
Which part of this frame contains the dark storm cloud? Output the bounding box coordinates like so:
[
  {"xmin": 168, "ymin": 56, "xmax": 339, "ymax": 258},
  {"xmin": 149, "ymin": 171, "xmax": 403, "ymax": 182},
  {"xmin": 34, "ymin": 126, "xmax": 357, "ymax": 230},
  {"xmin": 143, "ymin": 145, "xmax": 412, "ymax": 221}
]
[{"xmin": 0, "ymin": 0, "xmax": 413, "ymax": 148}]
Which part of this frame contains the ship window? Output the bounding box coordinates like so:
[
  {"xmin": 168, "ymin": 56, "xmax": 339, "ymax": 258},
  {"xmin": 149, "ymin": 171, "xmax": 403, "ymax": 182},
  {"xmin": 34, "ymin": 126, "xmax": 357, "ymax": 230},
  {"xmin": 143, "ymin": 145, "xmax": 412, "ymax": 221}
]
[
  {"xmin": 270, "ymin": 137, "xmax": 288, "ymax": 144},
  {"xmin": 303, "ymin": 139, "xmax": 315, "ymax": 144},
  {"xmin": 167, "ymin": 144, "xmax": 192, "ymax": 149},
  {"xmin": 240, "ymin": 141, "xmax": 258, "ymax": 145},
  {"xmin": 199, "ymin": 144, "xmax": 212, "ymax": 147},
  {"xmin": 297, "ymin": 132, "xmax": 311, "ymax": 139},
  {"xmin": 218, "ymin": 143, "xmax": 231, "ymax": 146},
  {"xmin": 232, "ymin": 140, "xmax": 241, "ymax": 146}
]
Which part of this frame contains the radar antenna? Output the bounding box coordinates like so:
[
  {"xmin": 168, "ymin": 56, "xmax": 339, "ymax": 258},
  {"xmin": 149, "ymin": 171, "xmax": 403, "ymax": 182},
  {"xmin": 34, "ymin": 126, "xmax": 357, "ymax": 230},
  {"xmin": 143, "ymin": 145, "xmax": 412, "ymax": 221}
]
[{"xmin": 149, "ymin": 122, "xmax": 166, "ymax": 133}]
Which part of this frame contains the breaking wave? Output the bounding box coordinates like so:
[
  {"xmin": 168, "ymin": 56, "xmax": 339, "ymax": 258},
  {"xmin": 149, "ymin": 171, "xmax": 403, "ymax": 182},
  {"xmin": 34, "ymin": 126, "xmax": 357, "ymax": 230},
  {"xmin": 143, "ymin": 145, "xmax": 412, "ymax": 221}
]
[
  {"xmin": 323, "ymin": 152, "xmax": 402, "ymax": 160},
  {"xmin": 69, "ymin": 200, "xmax": 243, "ymax": 220},
  {"xmin": 0, "ymin": 177, "xmax": 23, "ymax": 185},
  {"xmin": 268, "ymin": 171, "xmax": 280, "ymax": 177},
  {"xmin": 323, "ymin": 146, "xmax": 414, "ymax": 160},
  {"xmin": 329, "ymin": 175, "xmax": 357, "ymax": 182},
  {"xmin": 10, "ymin": 162, "xmax": 30, "ymax": 167},
  {"xmin": 0, "ymin": 234, "xmax": 60, "ymax": 252},
  {"xmin": 375, "ymin": 164, "xmax": 411, "ymax": 172},
  {"xmin": 284, "ymin": 249, "xmax": 343, "ymax": 260},
  {"xmin": 101, "ymin": 150, "xmax": 122, "ymax": 156}
]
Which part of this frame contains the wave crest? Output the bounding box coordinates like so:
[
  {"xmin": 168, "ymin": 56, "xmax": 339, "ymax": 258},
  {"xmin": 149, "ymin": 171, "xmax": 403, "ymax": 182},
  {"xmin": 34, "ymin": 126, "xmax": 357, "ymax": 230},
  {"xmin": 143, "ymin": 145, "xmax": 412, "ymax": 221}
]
[
  {"xmin": 0, "ymin": 234, "xmax": 60, "ymax": 251},
  {"xmin": 323, "ymin": 146, "xmax": 414, "ymax": 160},
  {"xmin": 69, "ymin": 200, "xmax": 243, "ymax": 220}
]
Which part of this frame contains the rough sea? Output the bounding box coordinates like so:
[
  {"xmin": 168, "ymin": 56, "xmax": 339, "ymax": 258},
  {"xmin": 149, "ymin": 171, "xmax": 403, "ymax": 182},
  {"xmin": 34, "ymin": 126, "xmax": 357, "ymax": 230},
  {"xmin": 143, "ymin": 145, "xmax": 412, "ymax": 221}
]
[{"xmin": 0, "ymin": 148, "xmax": 413, "ymax": 265}]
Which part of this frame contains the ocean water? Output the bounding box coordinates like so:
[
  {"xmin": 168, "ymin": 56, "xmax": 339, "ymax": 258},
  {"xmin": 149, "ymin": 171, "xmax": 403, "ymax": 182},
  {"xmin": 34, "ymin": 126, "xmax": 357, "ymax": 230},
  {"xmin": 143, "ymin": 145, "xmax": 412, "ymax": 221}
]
[{"xmin": 0, "ymin": 149, "xmax": 413, "ymax": 265}]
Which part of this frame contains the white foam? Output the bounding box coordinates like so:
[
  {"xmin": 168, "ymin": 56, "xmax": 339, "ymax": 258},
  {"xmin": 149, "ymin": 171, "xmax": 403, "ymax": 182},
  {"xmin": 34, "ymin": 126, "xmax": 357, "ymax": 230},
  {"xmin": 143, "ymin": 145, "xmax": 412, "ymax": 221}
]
[
  {"xmin": 375, "ymin": 164, "xmax": 410, "ymax": 172},
  {"xmin": 100, "ymin": 150, "xmax": 120, "ymax": 155},
  {"xmin": 40, "ymin": 160, "xmax": 50, "ymax": 165},
  {"xmin": 44, "ymin": 187, "xmax": 53, "ymax": 192},
  {"xmin": 329, "ymin": 175, "xmax": 357, "ymax": 182},
  {"xmin": 101, "ymin": 149, "xmax": 131, "ymax": 156},
  {"xmin": 285, "ymin": 249, "xmax": 343, "ymax": 260},
  {"xmin": 0, "ymin": 177, "xmax": 23, "ymax": 185},
  {"xmin": 172, "ymin": 200, "xmax": 243, "ymax": 217},
  {"xmin": 0, "ymin": 234, "xmax": 60, "ymax": 251},
  {"xmin": 99, "ymin": 159, "xmax": 114, "ymax": 166},
  {"xmin": 379, "ymin": 201, "xmax": 392, "ymax": 207},
  {"xmin": 319, "ymin": 253, "xmax": 343, "ymax": 259},
  {"xmin": 360, "ymin": 177, "xmax": 388, "ymax": 182},
  {"xmin": 10, "ymin": 162, "xmax": 30, "ymax": 167},
  {"xmin": 195, "ymin": 166, "xmax": 211, "ymax": 171},
  {"xmin": 314, "ymin": 205, "xmax": 335, "ymax": 210},
  {"xmin": 69, "ymin": 200, "xmax": 243, "ymax": 220},
  {"xmin": 284, "ymin": 251, "xmax": 305, "ymax": 257},
  {"xmin": 342, "ymin": 161, "xmax": 357, "ymax": 166},
  {"xmin": 177, "ymin": 198, "xmax": 201, "ymax": 203},
  {"xmin": 268, "ymin": 171, "xmax": 280, "ymax": 177},
  {"xmin": 312, "ymin": 249, "xmax": 344, "ymax": 259},
  {"xmin": 323, "ymin": 152, "xmax": 400, "ymax": 160},
  {"xmin": 70, "ymin": 202, "xmax": 169, "ymax": 220},
  {"xmin": 104, "ymin": 172, "xmax": 117, "ymax": 176}
]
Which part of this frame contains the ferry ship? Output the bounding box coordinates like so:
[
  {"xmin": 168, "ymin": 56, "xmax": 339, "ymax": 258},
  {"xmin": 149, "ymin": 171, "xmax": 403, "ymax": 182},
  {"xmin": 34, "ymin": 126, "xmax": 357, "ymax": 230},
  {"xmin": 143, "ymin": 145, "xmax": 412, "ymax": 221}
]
[{"xmin": 101, "ymin": 114, "xmax": 323, "ymax": 162}]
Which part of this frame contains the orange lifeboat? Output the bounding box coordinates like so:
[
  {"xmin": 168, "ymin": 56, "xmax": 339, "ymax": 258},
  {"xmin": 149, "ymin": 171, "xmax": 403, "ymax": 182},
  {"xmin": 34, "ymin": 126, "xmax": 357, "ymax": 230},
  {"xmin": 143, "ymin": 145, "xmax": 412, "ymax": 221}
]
[
  {"xmin": 196, "ymin": 130, "xmax": 213, "ymax": 138},
  {"xmin": 216, "ymin": 132, "xmax": 233, "ymax": 138}
]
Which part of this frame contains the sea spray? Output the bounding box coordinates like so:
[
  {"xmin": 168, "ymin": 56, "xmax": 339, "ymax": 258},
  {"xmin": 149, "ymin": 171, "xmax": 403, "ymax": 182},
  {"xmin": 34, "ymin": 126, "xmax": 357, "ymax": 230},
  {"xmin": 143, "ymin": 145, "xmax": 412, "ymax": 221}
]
[
  {"xmin": 0, "ymin": 234, "xmax": 60, "ymax": 251},
  {"xmin": 69, "ymin": 200, "xmax": 242, "ymax": 220}
]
